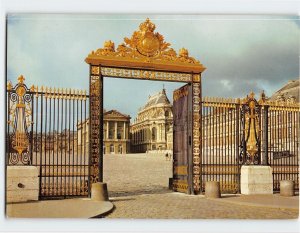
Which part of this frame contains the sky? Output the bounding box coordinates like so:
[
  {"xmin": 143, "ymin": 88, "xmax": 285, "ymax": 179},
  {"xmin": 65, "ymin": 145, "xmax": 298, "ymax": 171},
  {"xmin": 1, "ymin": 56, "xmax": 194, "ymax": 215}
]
[{"xmin": 6, "ymin": 14, "xmax": 299, "ymax": 119}]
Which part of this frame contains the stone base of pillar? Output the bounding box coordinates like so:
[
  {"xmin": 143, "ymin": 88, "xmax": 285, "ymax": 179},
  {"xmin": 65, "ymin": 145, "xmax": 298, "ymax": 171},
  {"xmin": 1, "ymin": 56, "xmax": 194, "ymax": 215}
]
[
  {"xmin": 91, "ymin": 182, "xmax": 109, "ymax": 201},
  {"xmin": 241, "ymin": 166, "xmax": 273, "ymax": 195},
  {"xmin": 6, "ymin": 166, "xmax": 39, "ymax": 203}
]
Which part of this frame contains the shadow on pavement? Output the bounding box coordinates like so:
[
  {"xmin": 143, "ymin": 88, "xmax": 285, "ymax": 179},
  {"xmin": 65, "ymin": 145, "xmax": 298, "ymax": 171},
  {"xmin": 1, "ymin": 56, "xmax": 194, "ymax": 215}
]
[{"xmin": 108, "ymin": 187, "xmax": 172, "ymax": 198}]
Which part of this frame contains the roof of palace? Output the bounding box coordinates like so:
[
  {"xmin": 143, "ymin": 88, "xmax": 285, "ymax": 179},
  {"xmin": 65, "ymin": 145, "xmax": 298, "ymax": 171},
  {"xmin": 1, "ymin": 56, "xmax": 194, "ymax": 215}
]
[
  {"xmin": 269, "ymin": 79, "xmax": 299, "ymax": 102},
  {"xmin": 104, "ymin": 110, "xmax": 131, "ymax": 119},
  {"xmin": 140, "ymin": 88, "xmax": 171, "ymax": 111}
]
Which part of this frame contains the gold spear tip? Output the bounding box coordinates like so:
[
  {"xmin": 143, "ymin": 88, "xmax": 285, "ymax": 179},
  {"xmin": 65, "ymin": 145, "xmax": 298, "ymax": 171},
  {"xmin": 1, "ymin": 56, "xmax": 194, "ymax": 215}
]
[{"xmin": 30, "ymin": 85, "xmax": 35, "ymax": 92}]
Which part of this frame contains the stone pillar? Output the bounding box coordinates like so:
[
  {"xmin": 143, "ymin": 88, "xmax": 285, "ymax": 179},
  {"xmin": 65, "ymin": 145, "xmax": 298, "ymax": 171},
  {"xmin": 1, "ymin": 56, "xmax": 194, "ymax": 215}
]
[
  {"xmin": 241, "ymin": 166, "xmax": 273, "ymax": 194},
  {"xmin": 106, "ymin": 121, "xmax": 109, "ymax": 139},
  {"xmin": 191, "ymin": 77, "xmax": 201, "ymax": 194},
  {"xmin": 7, "ymin": 166, "xmax": 39, "ymax": 203},
  {"xmin": 89, "ymin": 66, "xmax": 103, "ymax": 184},
  {"xmin": 114, "ymin": 122, "xmax": 117, "ymax": 139},
  {"xmin": 123, "ymin": 122, "xmax": 126, "ymax": 139}
]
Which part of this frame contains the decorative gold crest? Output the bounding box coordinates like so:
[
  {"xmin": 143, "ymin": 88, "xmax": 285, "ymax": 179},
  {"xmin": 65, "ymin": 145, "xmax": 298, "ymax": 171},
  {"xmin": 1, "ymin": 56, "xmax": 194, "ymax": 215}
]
[{"xmin": 86, "ymin": 18, "xmax": 205, "ymax": 73}]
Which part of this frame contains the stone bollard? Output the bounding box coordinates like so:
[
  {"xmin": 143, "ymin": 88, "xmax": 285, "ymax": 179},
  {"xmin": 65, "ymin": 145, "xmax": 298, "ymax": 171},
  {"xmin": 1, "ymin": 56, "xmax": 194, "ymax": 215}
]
[
  {"xmin": 205, "ymin": 181, "xmax": 221, "ymax": 198},
  {"xmin": 91, "ymin": 182, "xmax": 109, "ymax": 201},
  {"xmin": 280, "ymin": 180, "xmax": 294, "ymax": 197}
]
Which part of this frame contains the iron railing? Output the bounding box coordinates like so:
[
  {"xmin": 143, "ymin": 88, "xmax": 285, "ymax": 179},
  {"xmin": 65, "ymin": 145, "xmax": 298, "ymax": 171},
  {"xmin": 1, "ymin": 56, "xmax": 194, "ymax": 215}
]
[{"xmin": 6, "ymin": 76, "xmax": 90, "ymax": 198}]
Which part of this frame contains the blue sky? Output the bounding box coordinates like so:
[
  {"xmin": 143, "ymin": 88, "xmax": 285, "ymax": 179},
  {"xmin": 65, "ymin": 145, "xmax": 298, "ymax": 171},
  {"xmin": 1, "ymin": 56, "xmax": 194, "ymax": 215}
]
[{"xmin": 7, "ymin": 14, "xmax": 299, "ymax": 119}]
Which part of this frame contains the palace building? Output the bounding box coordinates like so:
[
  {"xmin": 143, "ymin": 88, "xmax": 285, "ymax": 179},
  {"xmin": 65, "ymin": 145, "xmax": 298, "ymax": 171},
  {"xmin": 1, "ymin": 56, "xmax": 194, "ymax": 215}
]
[
  {"xmin": 77, "ymin": 109, "xmax": 131, "ymax": 154},
  {"xmin": 130, "ymin": 88, "xmax": 173, "ymax": 153}
]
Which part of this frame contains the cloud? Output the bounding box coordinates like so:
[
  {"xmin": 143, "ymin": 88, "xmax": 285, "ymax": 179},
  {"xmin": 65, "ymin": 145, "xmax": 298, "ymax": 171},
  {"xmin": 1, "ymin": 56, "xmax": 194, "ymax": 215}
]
[{"xmin": 6, "ymin": 14, "xmax": 299, "ymax": 118}]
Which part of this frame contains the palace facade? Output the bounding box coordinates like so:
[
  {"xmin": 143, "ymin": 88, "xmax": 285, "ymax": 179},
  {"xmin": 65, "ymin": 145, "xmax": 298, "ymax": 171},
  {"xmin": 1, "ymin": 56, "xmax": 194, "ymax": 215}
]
[
  {"xmin": 77, "ymin": 109, "xmax": 131, "ymax": 154},
  {"xmin": 130, "ymin": 88, "xmax": 173, "ymax": 153}
]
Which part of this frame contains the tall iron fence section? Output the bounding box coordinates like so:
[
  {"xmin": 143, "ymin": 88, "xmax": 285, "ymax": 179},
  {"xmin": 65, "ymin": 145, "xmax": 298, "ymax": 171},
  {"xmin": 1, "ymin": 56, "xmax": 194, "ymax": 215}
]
[
  {"xmin": 201, "ymin": 95, "xmax": 300, "ymax": 193},
  {"xmin": 266, "ymin": 102, "xmax": 299, "ymax": 191},
  {"xmin": 201, "ymin": 97, "xmax": 241, "ymax": 193},
  {"xmin": 6, "ymin": 77, "xmax": 90, "ymax": 198}
]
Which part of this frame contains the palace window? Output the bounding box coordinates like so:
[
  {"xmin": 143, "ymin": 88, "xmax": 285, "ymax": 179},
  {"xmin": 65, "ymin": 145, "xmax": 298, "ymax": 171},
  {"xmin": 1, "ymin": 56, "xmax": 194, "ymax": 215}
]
[
  {"xmin": 110, "ymin": 144, "xmax": 114, "ymax": 153},
  {"xmin": 109, "ymin": 122, "xmax": 114, "ymax": 139}
]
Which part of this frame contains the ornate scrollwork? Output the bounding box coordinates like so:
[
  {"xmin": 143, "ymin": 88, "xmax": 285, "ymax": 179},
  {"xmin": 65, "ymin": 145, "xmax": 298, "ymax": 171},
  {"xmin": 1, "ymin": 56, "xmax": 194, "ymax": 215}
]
[
  {"xmin": 101, "ymin": 67, "xmax": 192, "ymax": 83},
  {"xmin": 7, "ymin": 75, "xmax": 32, "ymax": 165},
  {"xmin": 89, "ymin": 74, "xmax": 101, "ymax": 183},
  {"xmin": 240, "ymin": 92, "xmax": 261, "ymax": 165},
  {"xmin": 192, "ymin": 81, "xmax": 201, "ymax": 193},
  {"xmin": 86, "ymin": 18, "xmax": 205, "ymax": 73}
]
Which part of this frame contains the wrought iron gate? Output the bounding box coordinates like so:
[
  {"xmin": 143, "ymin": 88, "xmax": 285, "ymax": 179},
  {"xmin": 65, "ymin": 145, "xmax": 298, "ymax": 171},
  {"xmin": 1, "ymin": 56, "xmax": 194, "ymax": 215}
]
[
  {"xmin": 266, "ymin": 101, "xmax": 299, "ymax": 191},
  {"xmin": 6, "ymin": 76, "xmax": 90, "ymax": 198},
  {"xmin": 201, "ymin": 92, "xmax": 299, "ymax": 193},
  {"xmin": 172, "ymin": 84, "xmax": 193, "ymax": 194},
  {"xmin": 201, "ymin": 96, "xmax": 241, "ymax": 193}
]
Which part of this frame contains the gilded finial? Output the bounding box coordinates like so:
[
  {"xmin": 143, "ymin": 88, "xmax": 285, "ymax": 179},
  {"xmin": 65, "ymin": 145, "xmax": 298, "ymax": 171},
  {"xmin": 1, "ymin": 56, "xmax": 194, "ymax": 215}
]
[
  {"xmin": 18, "ymin": 75, "xmax": 25, "ymax": 84},
  {"xmin": 179, "ymin": 48, "xmax": 189, "ymax": 58},
  {"xmin": 103, "ymin": 40, "xmax": 115, "ymax": 52},
  {"xmin": 139, "ymin": 18, "xmax": 156, "ymax": 33},
  {"xmin": 249, "ymin": 91, "xmax": 255, "ymax": 99},
  {"xmin": 7, "ymin": 81, "xmax": 12, "ymax": 91}
]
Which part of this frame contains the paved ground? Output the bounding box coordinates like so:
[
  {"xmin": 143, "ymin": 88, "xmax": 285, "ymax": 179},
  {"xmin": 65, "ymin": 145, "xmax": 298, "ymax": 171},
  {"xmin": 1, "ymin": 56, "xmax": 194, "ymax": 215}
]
[
  {"xmin": 7, "ymin": 199, "xmax": 113, "ymax": 218},
  {"xmin": 103, "ymin": 153, "xmax": 299, "ymax": 219}
]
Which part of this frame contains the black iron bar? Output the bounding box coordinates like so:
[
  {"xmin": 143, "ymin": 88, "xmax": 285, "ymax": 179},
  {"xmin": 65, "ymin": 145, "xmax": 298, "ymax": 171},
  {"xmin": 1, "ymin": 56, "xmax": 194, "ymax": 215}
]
[
  {"xmin": 76, "ymin": 97, "xmax": 79, "ymax": 195},
  {"xmin": 230, "ymin": 108, "xmax": 233, "ymax": 192},
  {"xmin": 60, "ymin": 95, "xmax": 64, "ymax": 196},
  {"xmin": 64, "ymin": 95, "xmax": 67, "ymax": 197},
  {"xmin": 223, "ymin": 107, "xmax": 226, "ymax": 191},
  {"xmin": 285, "ymin": 110, "xmax": 288, "ymax": 181},
  {"xmin": 72, "ymin": 95, "xmax": 75, "ymax": 195},
  {"xmin": 217, "ymin": 106, "xmax": 220, "ymax": 183},
  {"xmin": 39, "ymin": 93, "xmax": 43, "ymax": 197},
  {"xmin": 7, "ymin": 91, "xmax": 10, "ymax": 167},
  {"xmin": 45, "ymin": 94, "xmax": 49, "ymax": 196},
  {"xmin": 84, "ymin": 96, "xmax": 87, "ymax": 195},
  {"xmin": 235, "ymin": 103, "xmax": 240, "ymax": 192},
  {"xmin": 56, "ymin": 97, "xmax": 59, "ymax": 195},
  {"xmin": 80, "ymin": 98, "xmax": 83, "ymax": 195},
  {"xmin": 35, "ymin": 94, "xmax": 38, "ymax": 165},
  {"xmin": 30, "ymin": 94, "xmax": 34, "ymax": 164},
  {"xmin": 211, "ymin": 106, "xmax": 214, "ymax": 182},
  {"xmin": 68, "ymin": 95, "xmax": 71, "ymax": 196}
]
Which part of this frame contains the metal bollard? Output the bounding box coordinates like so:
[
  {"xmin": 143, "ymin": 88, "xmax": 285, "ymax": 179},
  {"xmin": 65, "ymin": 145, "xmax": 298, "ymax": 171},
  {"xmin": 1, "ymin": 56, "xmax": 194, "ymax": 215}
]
[
  {"xmin": 205, "ymin": 181, "xmax": 221, "ymax": 198},
  {"xmin": 280, "ymin": 180, "xmax": 294, "ymax": 197},
  {"xmin": 91, "ymin": 182, "xmax": 109, "ymax": 201}
]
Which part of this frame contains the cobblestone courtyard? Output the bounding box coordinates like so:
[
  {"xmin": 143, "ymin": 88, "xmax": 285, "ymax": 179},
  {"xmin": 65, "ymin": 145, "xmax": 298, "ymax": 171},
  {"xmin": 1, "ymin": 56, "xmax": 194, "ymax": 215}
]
[{"xmin": 103, "ymin": 153, "xmax": 298, "ymax": 219}]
